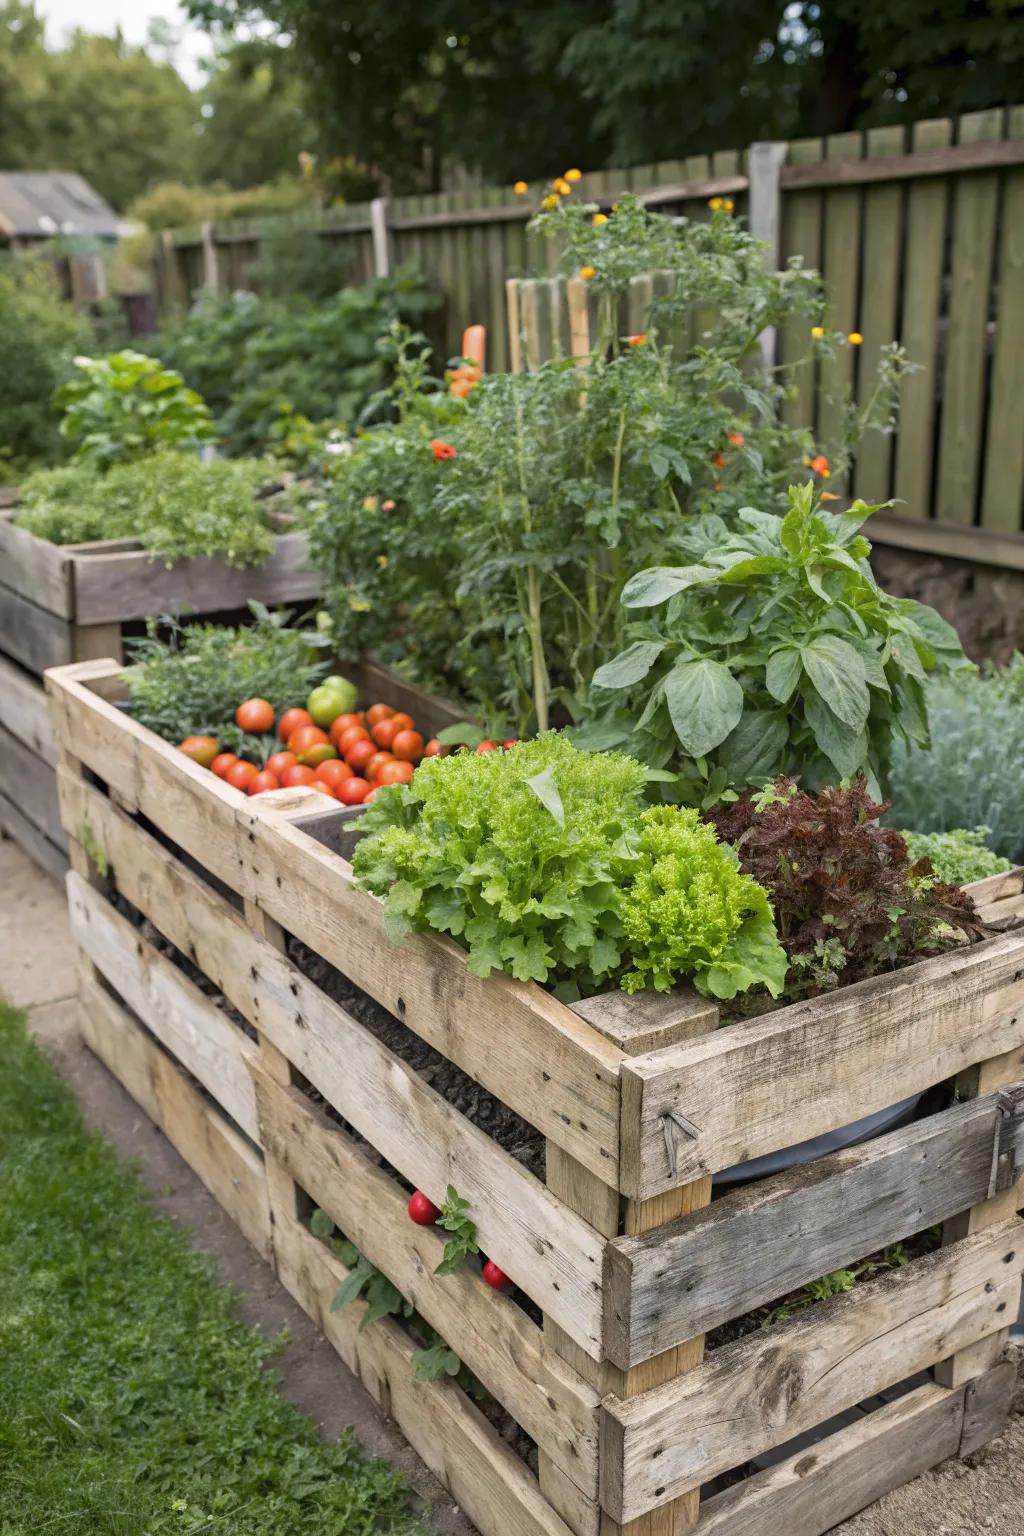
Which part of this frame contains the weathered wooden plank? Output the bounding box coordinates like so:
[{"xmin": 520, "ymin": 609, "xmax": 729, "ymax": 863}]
[
  {"xmin": 966, "ymin": 867, "xmax": 1024, "ymax": 906},
  {"xmin": 620, "ymin": 933, "xmax": 1024, "ymax": 1198},
  {"xmin": 47, "ymin": 696, "xmax": 624, "ymax": 1192},
  {"xmin": 570, "ymin": 989, "xmax": 718, "ymax": 1057},
  {"xmin": 868, "ymin": 510, "xmax": 1024, "ymax": 570},
  {"xmin": 605, "ymin": 1088, "xmax": 1024, "ymax": 1368},
  {"xmin": 780, "ymin": 135, "xmax": 1024, "ymax": 188},
  {"xmin": 695, "ymin": 1380, "xmax": 966, "ymax": 1536},
  {"xmin": 67, "ymin": 872, "xmax": 260, "ymax": 1141},
  {"xmin": 0, "ymin": 722, "xmax": 63, "ymax": 846},
  {"xmin": 0, "ymin": 581, "xmax": 73, "ymax": 674},
  {"xmin": 600, "ymin": 1220, "xmax": 1024, "ymax": 1523},
  {"xmin": 0, "ymin": 654, "xmax": 56, "ymax": 762},
  {"xmin": 817, "ymin": 131, "xmax": 863, "ymax": 487},
  {"xmin": 77, "ymin": 965, "xmax": 271, "ymax": 1258},
  {"xmin": 71, "ymin": 531, "xmax": 318, "ymax": 626},
  {"xmin": 853, "ymin": 124, "xmax": 905, "ymax": 503},
  {"xmin": 0, "ymin": 513, "xmax": 73, "ymax": 617},
  {"xmin": 935, "ymin": 109, "xmax": 1003, "ymax": 524},
  {"xmin": 252, "ymin": 1066, "xmax": 600, "ymax": 1496},
  {"xmin": 0, "ymin": 789, "xmax": 67, "ymax": 880},
  {"xmin": 272, "ymin": 1208, "xmax": 577, "ymax": 1536},
  {"xmin": 780, "ymin": 136, "xmax": 824, "ymax": 431},
  {"xmin": 958, "ymin": 1357, "xmax": 1016, "ymax": 1455},
  {"xmin": 55, "ymin": 777, "xmax": 608, "ymax": 1357},
  {"xmin": 980, "ymin": 105, "xmax": 1024, "ymax": 532}
]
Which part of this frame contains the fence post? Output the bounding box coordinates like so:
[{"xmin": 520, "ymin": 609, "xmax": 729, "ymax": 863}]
[
  {"xmin": 200, "ymin": 220, "xmax": 219, "ymax": 292},
  {"xmin": 747, "ymin": 140, "xmax": 789, "ymax": 367},
  {"xmin": 370, "ymin": 197, "xmax": 391, "ymax": 278}
]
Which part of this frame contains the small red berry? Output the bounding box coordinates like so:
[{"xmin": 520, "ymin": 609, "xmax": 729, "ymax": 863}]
[
  {"xmin": 408, "ymin": 1190, "xmax": 440, "ymax": 1226},
  {"xmin": 482, "ymin": 1259, "xmax": 513, "ymax": 1291},
  {"xmin": 475, "ymin": 740, "xmax": 499, "ymax": 753},
  {"xmin": 502, "ymin": 738, "xmax": 520, "ymax": 750}
]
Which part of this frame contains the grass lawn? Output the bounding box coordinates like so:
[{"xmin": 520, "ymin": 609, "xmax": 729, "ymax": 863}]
[{"xmin": 0, "ymin": 1001, "xmax": 426, "ymax": 1536}]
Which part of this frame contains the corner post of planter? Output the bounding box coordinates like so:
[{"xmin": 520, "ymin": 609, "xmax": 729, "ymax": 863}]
[
  {"xmin": 935, "ymin": 1043, "xmax": 1024, "ymax": 1394},
  {"xmin": 538, "ymin": 990, "xmax": 719, "ymax": 1535},
  {"xmin": 747, "ymin": 140, "xmax": 789, "ymax": 369},
  {"xmin": 370, "ymin": 197, "xmax": 391, "ymax": 278}
]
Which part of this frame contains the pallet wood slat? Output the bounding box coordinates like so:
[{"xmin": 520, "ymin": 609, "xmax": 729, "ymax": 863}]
[
  {"xmin": 601, "ymin": 1220, "xmax": 1024, "ymax": 1523},
  {"xmin": 0, "ymin": 723, "xmax": 65, "ymax": 848},
  {"xmin": 0, "ymin": 655, "xmax": 56, "ymax": 762},
  {"xmin": 0, "ymin": 510, "xmax": 73, "ymax": 615}
]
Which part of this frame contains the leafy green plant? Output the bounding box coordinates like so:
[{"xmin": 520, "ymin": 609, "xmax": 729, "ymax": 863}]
[
  {"xmin": 434, "ymin": 1186, "xmax": 479, "ymax": 1276},
  {"xmin": 353, "ymin": 734, "xmax": 786, "ymax": 1001},
  {"xmin": 122, "ymin": 607, "xmax": 328, "ymax": 749},
  {"xmin": 56, "ymin": 349, "xmax": 215, "ymax": 467},
  {"xmin": 0, "ymin": 256, "xmax": 89, "ymax": 473},
  {"xmin": 585, "ymin": 484, "xmax": 967, "ymax": 798},
  {"xmin": 17, "ymin": 452, "xmax": 274, "ymax": 566},
  {"xmin": 889, "ymin": 655, "xmax": 1024, "ymax": 864},
  {"xmin": 760, "ymin": 1241, "xmax": 914, "ymax": 1328},
  {"xmin": 709, "ymin": 777, "xmax": 985, "ymax": 999},
  {"xmin": 899, "ymin": 828, "xmax": 1011, "ymax": 886}
]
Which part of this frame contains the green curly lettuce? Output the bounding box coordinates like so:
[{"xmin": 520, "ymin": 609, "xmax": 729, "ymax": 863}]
[
  {"xmin": 619, "ymin": 806, "xmax": 788, "ymax": 999},
  {"xmin": 899, "ymin": 827, "xmax": 1011, "ymax": 887}
]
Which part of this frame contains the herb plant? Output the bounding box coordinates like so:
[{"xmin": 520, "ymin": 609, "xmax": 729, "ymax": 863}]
[
  {"xmin": 352, "ymin": 734, "xmax": 786, "ymax": 1001},
  {"xmin": 434, "ymin": 1186, "xmax": 479, "ymax": 1276},
  {"xmin": 888, "ymin": 655, "xmax": 1024, "ymax": 863},
  {"xmin": 56, "ymin": 350, "xmax": 215, "ymax": 466},
  {"xmin": 899, "ymin": 828, "xmax": 1011, "ymax": 887},
  {"xmin": 0, "ymin": 257, "xmax": 89, "ymax": 472},
  {"xmin": 17, "ymin": 452, "xmax": 275, "ymax": 566},
  {"xmin": 709, "ymin": 777, "xmax": 985, "ymax": 999},
  {"xmin": 122, "ymin": 608, "xmax": 328, "ymax": 750},
  {"xmin": 586, "ymin": 484, "xmax": 967, "ymax": 799}
]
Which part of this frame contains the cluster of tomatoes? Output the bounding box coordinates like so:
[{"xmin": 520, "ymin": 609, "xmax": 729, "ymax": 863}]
[{"xmin": 180, "ymin": 695, "xmax": 452, "ymax": 805}]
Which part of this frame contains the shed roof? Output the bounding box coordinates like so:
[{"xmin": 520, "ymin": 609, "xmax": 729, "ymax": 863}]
[{"xmin": 0, "ymin": 171, "xmax": 118, "ymax": 239}]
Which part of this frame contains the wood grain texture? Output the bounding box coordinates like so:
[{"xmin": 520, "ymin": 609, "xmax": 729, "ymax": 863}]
[
  {"xmin": 0, "ymin": 512, "xmax": 73, "ymax": 617},
  {"xmin": 980, "ymin": 105, "xmax": 1024, "ymax": 532},
  {"xmin": 958, "ymin": 1358, "xmax": 1015, "ymax": 1455},
  {"xmin": 77, "ymin": 965, "xmax": 271, "ymax": 1259},
  {"xmin": 600, "ymin": 1220, "xmax": 1024, "ymax": 1523},
  {"xmin": 252, "ymin": 1066, "xmax": 600, "ymax": 1496},
  {"xmin": 0, "ymin": 581, "xmax": 73, "ymax": 673},
  {"xmin": 0, "ymin": 654, "xmax": 57, "ymax": 761},
  {"xmin": 694, "ymin": 1380, "xmax": 966, "ymax": 1536},
  {"xmin": 605, "ymin": 1090, "xmax": 1024, "ymax": 1368},
  {"xmin": 0, "ymin": 789, "xmax": 67, "ymax": 880},
  {"xmin": 620, "ymin": 933, "xmax": 1024, "ymax": 1198},
  {"xmin": 0, "ymin": 722, "xmax": 64, "ymax": 847},
  {"xmin": 570, "ymin": 990, "xmax": 718, "ymax": 1058}
]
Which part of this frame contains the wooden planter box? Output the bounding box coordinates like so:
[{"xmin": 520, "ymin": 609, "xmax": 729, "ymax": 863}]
[
  {"xmin": 0, "ymin": 506, "xmax": 319, "ymax": 877},
  {"xmin": 47, "ymin": 655, "xmax": 1024, "ymax": 1536}
]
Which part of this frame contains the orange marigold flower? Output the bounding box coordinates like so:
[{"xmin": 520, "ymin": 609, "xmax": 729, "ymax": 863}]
[
  {"xmin": 431, "ymin": 439, "xmax": 457, "ymax": 461},
  {"xmin": 728, "ymin": 431, "xmax": 745, "ymax": 446},
  {"xmin": 592, "ymin": 212, "xmax": 608, "ymax": 226},
  {"xmin": 712, "ymin": 452, "xmax": 726, "ymax": 468},
  {"xmin": 809, "ymin": 454, "xmax": 830, "ymax": 477},
  {"xmin": 848, "ymin": 331, "xmax": 863, "ymax": 345},
  {"xmin": 820, "ymin": 491, "xmax": 840, "ymax": 502},
  {"xmin": 513, "ymin": 180, "xmax": 528, "ymax": 194},
  {"xmin": 811, "ymin": 326, "xmax": 825, "ymax": 339},
  {"xmin": 565, "ymin": 167, "xmax": 582, "ymax": 182},
  {"xmin": 627, "ymin": 333, "xmax": 647, "ymax": 346},
  {"xmin": 713, "ymin": 480, "xmax": 722, "ymax": 492},
  {"xmin": 579, "ymin": 265, "xmax": 595, "ymax": 281},
  {"xmin": 553, "ymin": 177, "xmax": 572, "ymax": 196},
  {"xmin": 381, "ymin": 499, "xmax": 396, "ymax": 511}
]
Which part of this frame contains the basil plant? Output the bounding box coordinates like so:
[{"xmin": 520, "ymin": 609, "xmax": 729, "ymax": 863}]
[{"xmin": 583, "ymin": 483, "xmax": 968, "ymax": 805}]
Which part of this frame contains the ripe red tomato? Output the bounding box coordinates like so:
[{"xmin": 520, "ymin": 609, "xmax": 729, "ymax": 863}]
[
  {"xmin": 179, "ymin": 735, "xmax": 220, "ymax": 768},
  {"xmin": 337, "ymin": 724, "xmax": 371, "ymax": 754},
  {"xmin": 423, "ymin": 739, "xmax": 447, "ymax": 758},
  {"xmin": 407, "ymin": 1190, "xmax": 440, "ymax": 1226},
  {"xmin": 364, "ymin": 750, "xmax": 394, "ymax": 781},
  {"xmin": 392, "ymin": 729, "xmax": 424, "ymax": 763},
  {"xmin": 336, "ymin": 776, "xmax": 371, "ymax": 805},
  {"xmin": 371, "ymin": 718, "xmax": 400, "ymax": 749},
  {"xmin": 225, "ymin": 759, "xmax": 259, "ymax": 791},
  {"xmin": 297, "ymin": 742, "xmax": 338, "ymax": 767},
  {"xmin": 329, "ymin": 712, "xmax": 364, "ymax": 744},
  {"xmin": 235, "ymin": 698, "xmax": 275, "ymax": 735},
  {"xmin": 265, "ymin": 750, "xmax": 297, "ymax": 779},
  {"xmin": 476, "ymin": 740, "xmax": 499, "ymax": 753},
  {"xmin": 315, "ymin": 759, "xmax": 353, "ymax": 790},
  {"xmin": 277, "ymin": 707, "xmax": 312, "ymax": 743},
  {"xmin": 247, "ymin": 769, "xmax": 280, "ymax": 796},
  {"xmin": 211, "ymin": 752, "xmax": 239, "ymax": 779},
  {"xmin": 308, "ymin": 781, "xmax": 335, "ymax": 796},
  {"xmin": 345, "ymin": 738, "xmax": 377, "ymax": 773},
  {"xmin": 288, "ymin": 724, "xmax": 328, "ymax": 755},
  {"xmin": 281, "ymin": 764, "xmax": 316, "ymax": 788},
  {"xmin": 377, "ymin": 759, "xmax": 414, "ymax": 786},
  {"xmin": 502, "ymin": 738, "xmax": 520, "ymax": 750},
  {"xmin": 482, "ymin": 1259, "xmax": 513, "ymax": 1292},
  {"xmin": 389, "ymin": 712, "xmax": 414, "ymax": 734},
  {"xmin": 365, "ymin": 703, "xmax": 395, "ymax": 726}
]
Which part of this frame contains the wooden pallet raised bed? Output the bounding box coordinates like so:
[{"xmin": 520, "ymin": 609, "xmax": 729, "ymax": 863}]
[
  {"xmin": 48, "ymin": 655, "xmax": 1024, "ymax": 1536},
  {"xmin": 0, "ymin": 505, "xmax": 322, "ymax": 878}
]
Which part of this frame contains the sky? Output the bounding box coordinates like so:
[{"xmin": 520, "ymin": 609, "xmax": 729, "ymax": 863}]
[{"xmin": 38, "ymin": 0, "xmax": 214, "ymax": 86}]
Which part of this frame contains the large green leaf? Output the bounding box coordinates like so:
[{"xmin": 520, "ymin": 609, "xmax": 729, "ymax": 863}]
[
  {"xmin": 592, "ymin": 640, "xmax": 665, "ymax": 689},
  {"xmin": 800, "ymin": 634, "xmax": 870, "ymax": 729},
  {"xmin": 719, "ymin": 709, "xmax": 789, "ymax": 783},
  {"xmin": 804, "ymin": 688, "xmax": 868, "ymax": 778},
  {"xmin": 664, "ymin": 658, "xmax": 744, "ymax": 758},
  {"xmin": 765, "ymin": 645, "xmax": 802, "ymax": 704},
  {"xmin": 621, "ymin": 564, "xmax": 717, "ymax": 608}
]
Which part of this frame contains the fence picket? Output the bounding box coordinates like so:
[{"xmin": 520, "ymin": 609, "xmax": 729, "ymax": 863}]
[
  {"xmin": 980, "ymin": 105, "xmax": 1024, "ymax": 532},
  {"xmin": 780, "ymin": 136, "xmax": 824, "ymax": 432},
  {"xmin": 853, "ymin": 124, "xmax": 906, "ymax": 504},
  {"xmin": 818, "ymin": 131, "xmax": 864, "ymax": 489}
]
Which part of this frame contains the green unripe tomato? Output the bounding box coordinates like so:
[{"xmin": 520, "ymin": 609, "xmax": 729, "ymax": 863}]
[
  {"xmin": 322, "ymin": 674, "xmax": 357, "ymax": 710},
  {"xmin": 307, "ymin": 681, "xmax": 354, "ymax": 727}
]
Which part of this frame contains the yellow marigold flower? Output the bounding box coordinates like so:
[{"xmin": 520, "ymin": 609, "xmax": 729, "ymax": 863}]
[
  {"xmin": 722, "ymin": 198, "xmax": 734, "ymax": 212},
  {"xmin": 565, "ymin": 168, "xmax": 583, "ymax": 182},
  {"xmin": 553, "ymin": 177, "xmax": 572, "ymax": 196},
  {"xmin": 848, "ymin": 331, "xmax": 864, "ymax": 345},
  {"xmin": 541, "ymin": 193, "xmax": 559, "ymax": 210},
  {"xmin": 513, "ymin": 180, "xmax": 528, "ymax": 194},
  {"xmin": 579, "ymin": 265, "xmax": 596, "ymax": 281},
  {"xmin": 592, "ymin": 212, "xmax": 608, "ymax": 226},
  {"xmin": 709, "ymin": 196, "xmax": 723, "ymax": 211},
  {"xmin": 811, "ymin": 326, "xmax": 825, "ymax": 339}
]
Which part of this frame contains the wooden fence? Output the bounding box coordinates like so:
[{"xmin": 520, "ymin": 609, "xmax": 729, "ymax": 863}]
[{"xmin": 158, "ymin": 104, "xmax": 1024, "ymax": 552}]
